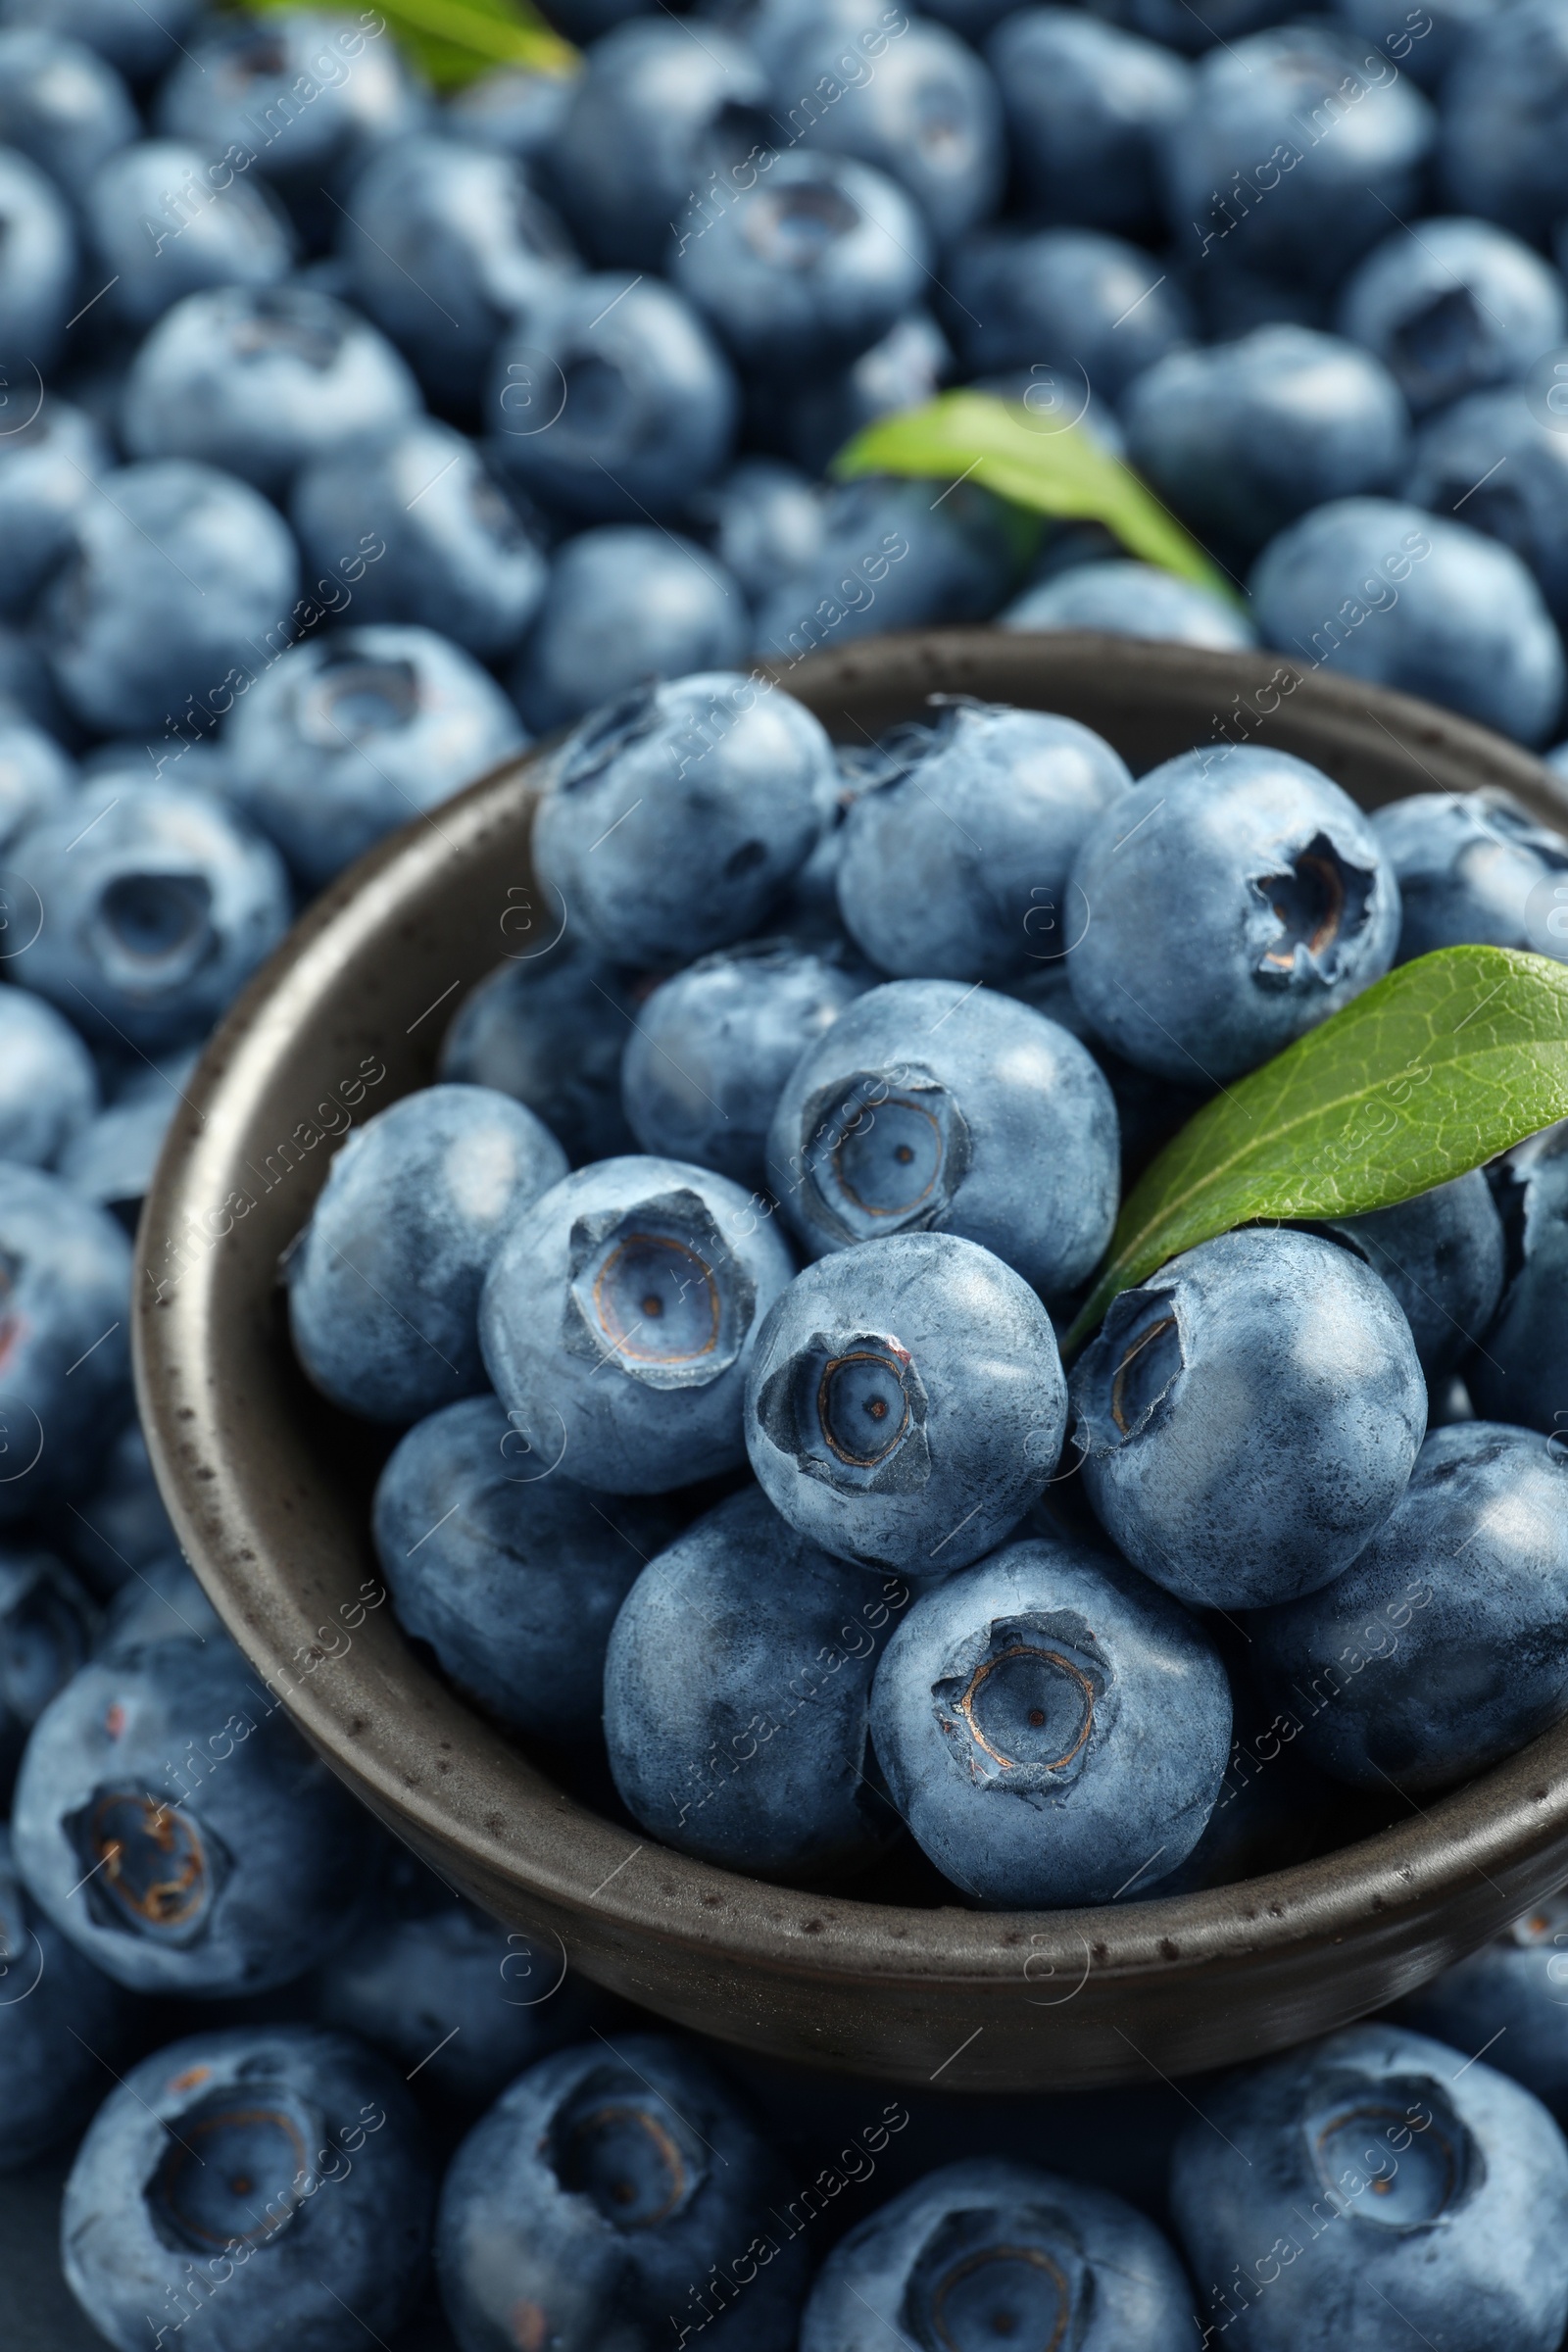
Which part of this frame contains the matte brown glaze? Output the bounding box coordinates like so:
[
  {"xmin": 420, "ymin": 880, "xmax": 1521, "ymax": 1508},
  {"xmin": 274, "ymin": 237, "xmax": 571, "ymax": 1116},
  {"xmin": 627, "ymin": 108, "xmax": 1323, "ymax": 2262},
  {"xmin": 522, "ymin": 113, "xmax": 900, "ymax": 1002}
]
[{"xmin": 135, "ymin": 632, "xmax": 1568, "ymax": 2090}]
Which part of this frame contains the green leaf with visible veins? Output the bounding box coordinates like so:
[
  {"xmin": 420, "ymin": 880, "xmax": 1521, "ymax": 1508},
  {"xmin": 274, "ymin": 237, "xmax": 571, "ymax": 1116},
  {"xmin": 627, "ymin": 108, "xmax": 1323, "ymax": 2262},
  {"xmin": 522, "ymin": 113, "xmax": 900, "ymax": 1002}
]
[{"xmin": 1064, "ymin": 945, "xmax": 1568, "ymax": 1354}]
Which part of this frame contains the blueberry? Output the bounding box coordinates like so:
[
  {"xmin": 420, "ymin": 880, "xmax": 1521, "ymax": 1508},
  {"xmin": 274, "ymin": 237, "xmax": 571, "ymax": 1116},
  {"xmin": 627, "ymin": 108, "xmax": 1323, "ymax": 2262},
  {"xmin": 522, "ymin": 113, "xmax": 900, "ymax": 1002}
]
[
  {"xmin": 40, "ymin": 459, "xmax": 300, "ymax": 737},
  {"xmin": 770, "ymin": 11, "xmax": 1004, "ymax": 244},
  {"xmin": 1401, "ymin": 1897, "xmax": 1568, "ymax": 2129},
  {"xmin": 291, "ymin": 419, "xmax": 548, "ymax": 662},
  {"xmin": 47, "ymin": 1418, "xmax": 177, "ymax": 1598},
  {"xmin": 622, "ymin": 938, "xmax": 867, "ymax": 1190},
  {"xmin": 1252, "ymin": 1422, "xmax": 1568, "ymax": 1790},
  {"xmin": 1468, "ymin": 1130, "xmax": 1568, "ymax": 1434},
  {"xmin": 1164, "ymin": 24, "xmax": 1434, "ymax": 292},
  {"xmin": 443, "ymin": 64, "xmax": 578, "ymax": 166},
  {"xmin": 1340, "ymin": 219, "xmax": 1566, "ymax": 419},
  {"xmin": 1170, "ymin": 2023, "xmax": 1568, "ymax": 2350},
  {"xmin": 767, "ymin": 978, "xmax": 1119, "ymax": 1295},
  {"xmin": 13, "ymin": 778, "xmax": 291, "ymax": 1051},
  {"xmin": 1090, "ymin": 0, "xmax": 1295, "ymax": 50},
  {"xmin": 691, "ymin": 458, "xmax": 826, "ymax": 604},
  {"xmin": 435, "ymin": 2034, "xmax": 808, "ymax": 2352},
  {"xmin": 1374, "ymin": 786, "xmax": 1568, "ymax": 962},
  {"xmin": 122, "ymin": 284, "xmax": 421, "ymax": 498},
  {"xmin": 1251, "ymin": 497, "xmax": 1566, "ymax": 745},
  {"xmin": 987, "ymin": 8, "xmax": 1192, "ymax": 237},
  {"xmin": 546, "ymin": 19, "xmax": 772, "ymax": 270},
  {"xmin": 13, "ymin": 1633, "xmax": 372, "ymax": 1994},
  {"xmin": 0, "ymin": 1821, "xmax": 131, "ymax": 2170},
  {"xmin": 0, "ymin": 1166, "xmax": 129, "ymax": 1523},
  {"xmin": 1001, "ymin": 558, "xmax": 1258, "ymax": 649},
  {"xmin": 0, "ymin": 144, "xmax": 77, "ymax": 379},
  {"xmin": 0, "ymin": 987, "xmax": 97, "ymax": 1167},
  {"xmin": 288, "ymin": 1083, "xmax": 567, "ymax": 1425},
  {"xmin": 752, "ymin": 476, "xmax": 1022, "ymax": 661},
  {"xmin": 802, "ymin": 2157, "xmax": 1198, "ymax": 2348},
  {"xmin": 531, "ymin": 672, "xmax": 833, "ymax": 969},
  {"xmin": 834, "ymin": 701, "xmax": 1131, "ymax": 983},
  {"xmin": 439, "ymin": 938, "xmax": 638, "ymax": 1167},
  {"xmin": 83, "ymin": 137, "xmax": 296, "ymax": 331},
  {"xmin": 0, "ymin": 28, "xmax": 134, "ymax": 190},
  {"xmin": 93, "ymin": 1552, "xmax": 222, "ymax": 1659},
  {"xmin": 1121, "ymin": 327, "xmax": 1411, "ymax": 562},
  {"xmin": 0, "ymin": 0, "xmax": 204, "ymax": 84},
  {"xmin": 510, "ymin": 527, "xmax": 749, "ymax": 735},
  {"xmin": 782, "ymin": 305, "xmax": 953, "ymax": 476},
  {"xmin": 1071, "ymin": 1228, "xmax": 1426, "ymax": 1609},
  {"xmin": 1069, "ymin": 743, "xmax": 1401, "ymax": 1083},
  {"xmin": 0, "ymin": 1544, "xmax": 97, "ymax": 1791},
  {"xmin": 337, "ymin": 132, "xmax": 576, "ymax": 406},
  {"xmin": 62, "ymin": 2025, "xmax": 432, "ymax": 2352},
  {"xmin": 1334, "ymin": 0, "xmax": 1492, "ymax": 88},
  {"xmin": 604, "ymin": 1484, "xmax": 909, "ymax": 1876},
  {"xmin": 673, "ymin": 151, "xmax": 929, "ymax": 381},
  {"xmin": 945, "ymin": 225, "xmax": 1192, "ymax": 403},
  {"xmin": 747, "ymin": 1231, "xmax": 1065, "ymax": 1574},
  {"xmin": 489, "ymin": 273, "xmax": 738, "ymax": 520},
  {"xmin": 869, "ymin": 1533, "xmax": 1231, "ymax": 1904},
  {"xmin": 0, "ymin": 396, "xmax": 109, "ymax": 622},
  {"xmin": 1314, "ymin": 1170, "xmax": 1506, "ymax": 1381},
  {"xmin": 372, "ymin": 1394, "xmax": 679, "ymax": 1741},
  {"xmin": 60, "ymin": 1050, "xmax": 198, "ymax": 1230},
  {"xmin": 222, "ymin": 624, "xmax": 525, "ymax": 891},
  {"xmin": 1440, "ymin": 0, "xmax": 1568, "ymax": 245},
  {"xmin": 480, "ymin": 1153, "xmax": 796, "ymax": 1494},
  {"xmin": 1405, "ymin": 387, "xmax": 1568, "ymax": 632}
]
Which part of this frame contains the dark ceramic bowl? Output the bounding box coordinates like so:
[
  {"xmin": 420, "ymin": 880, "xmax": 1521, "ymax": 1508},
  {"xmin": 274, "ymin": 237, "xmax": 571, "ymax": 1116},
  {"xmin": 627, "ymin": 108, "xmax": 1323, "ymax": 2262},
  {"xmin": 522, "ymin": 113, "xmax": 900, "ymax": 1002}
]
[{"xmin": 137, "ymin": 631, "xmax": 1568, "ymax": 2091}]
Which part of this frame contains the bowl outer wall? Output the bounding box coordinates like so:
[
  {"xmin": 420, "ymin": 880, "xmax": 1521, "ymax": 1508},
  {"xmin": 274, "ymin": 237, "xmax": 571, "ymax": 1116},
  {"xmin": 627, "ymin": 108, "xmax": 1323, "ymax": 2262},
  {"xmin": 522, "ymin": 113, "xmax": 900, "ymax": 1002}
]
[{"xmin": 134, "ymin": 630, "xmax": 1568, "ymax": 2090}]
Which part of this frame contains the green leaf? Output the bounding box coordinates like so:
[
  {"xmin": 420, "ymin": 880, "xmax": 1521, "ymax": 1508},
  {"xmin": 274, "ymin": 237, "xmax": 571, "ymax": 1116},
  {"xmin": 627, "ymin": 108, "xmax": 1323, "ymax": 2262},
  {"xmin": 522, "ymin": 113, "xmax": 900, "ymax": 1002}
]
[
  {"xmin": 243, "ymin": 0, "xmax": 578, "ymax": 84},
  {"xmin": 832, "ymin": 390, "xmax": 1240, "ymax": 606},
  {"xmin": 1064, "ymin": 945, "xmax": 1568, "ymax": 1354}
]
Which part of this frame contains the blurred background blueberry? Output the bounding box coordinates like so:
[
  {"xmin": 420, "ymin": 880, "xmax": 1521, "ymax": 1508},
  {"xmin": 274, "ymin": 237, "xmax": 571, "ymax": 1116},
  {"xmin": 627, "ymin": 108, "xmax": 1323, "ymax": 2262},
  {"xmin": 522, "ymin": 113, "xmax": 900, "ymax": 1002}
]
[
  {"xmin": 1338, "ymin": 218, "xmax": 1568, "ymax": 416},
  {"xmin": 511, "ymin": 525, "xmax": 748, "ymax": 732},
  {"xmin": 752, "ymin": 475, "xmax": 1023, "ymax": 658},
  {"xmin": 0, "ymin": 1165, "xmax": 129, "ymax": 1523},
  {"xmin": 0, "ymin": 1545, "xmax": 97, "ymax": 1795},
  {"xmin": 0, "ymin": 1821, "xmax": 130, "ymax": 2171},
  {"xmin": 82, "ymin": 137, "xmax": 296, "ymax": 331},
  {"xmin": 945, "ymin": 225, "xmax": 1192, "ymax": 403},
  {"xmin": 1439, "ymin": 0, "xmax": 1568, "ymax": 245},
  {"xmin": 444, "ymin": 61, "xmax": 581, "ymax": 164},
  {"xmin": 1001, "ymin": 557, "xmax": 1256, "ymax": 646},
  {"xmin": 0, "ymin": 146, "xmax": 77, "ymax": 380},
  {"xmin": 58, "ymin": 1047, "xmax": 199, "ymax": 1232},
  {"xmin": 986, "ymin": 8, "xmax": 1191, "ymax": 236},
  {"xmin": 780, "ymin": 304, "xmax": 953, "ymax": 474},
  {"xmin": 691, "ymin": 457, "xmax": 826, "ymax": 603},
  {"xmin": 0, "ymin": 27, "xmax": 135, "ymax": 193},
  {"xmin": 0, "ymin": 399, "xmax": 108, "ymax": 625},
  {"xmin": 0, "ymin": 988, "xmax": 98, "ymax": 1168},
  {"xmin": 0, "ymin": 0, "xmax": 205, "ymax": 85},
  {"xmin": 1405, "ymin": 386, "xmax": 1568, "ymax": 633},
  {"xmin": 46, "ymin": 1416, "xmax": 177, "ymax": 1600}
]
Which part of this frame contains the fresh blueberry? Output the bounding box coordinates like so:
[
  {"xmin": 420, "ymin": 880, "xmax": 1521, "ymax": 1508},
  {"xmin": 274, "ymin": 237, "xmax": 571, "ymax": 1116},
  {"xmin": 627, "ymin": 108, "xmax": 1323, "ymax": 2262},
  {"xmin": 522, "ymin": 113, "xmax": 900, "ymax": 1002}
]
[
  {"xmin": 222, "ymin": 624, "xmax": 526, "ymax": 891},
  {"xmin": 1088, "ymin": 0, "xmax": 1295, "ymax": 50},
  {"xmin": 1170, "ymin": 2023, "xmax": 1568, "ymax": 2351},
  {"xmin": 1405, "ymin": 387, "xmax": 1568, "ymax": 632},
  {"xmin": 1121, "ymin": 327, "xmax": 1411, "ymax": 562},
  {"xmin": 0, "ymin": 986, "xmax": 97, "ymax": 1167},
  {"xmin": 1252, "ymin": 1422, "xmax": 1568, "ymax": 1790},
  {"xmin": 1164, "ymin": 24, "xmax": 1434, "ymax": 292},
  {"xmin": 0, "ymin": 1821, "xmax": 131, "ymax": 2170},
  {"xmin": 0, "ymin": 1544, "xmax": 97, "ymax": 1792},
  {"xmin": 546, "ymin": 19, "xmax": 771, "ymax": 270},
  {"xmin": 1373, "ymin": 786, "xmax": 1568, "ymax": 961},
  {"xmin": 987, "ymin": 9, "xmax": 1192, "ymax": 236},
  {"xmin": 1340, "ymin": 219, "xmax": 1567, "ymax": 417},
  {"xmin": 479, "ymin": 1153, "xmax": 796, "ymax": 1493},
  {"xmin": 92, "ymin": 1552, "xmax": 222, "ymax": 1659},
  {"xmin": 13, "ymin": 1632, "xmax": 372, "ymax": 1993},
  {"xmin": 747, "ymin": 1231, "xmax": 1066, "ymax": 1574},
  {"xmin": 510, "ymin": 527, "xmax": 749, "ymax": 735},
  {"xmin": 122, "ymin": 284, "xmax": 421, "ymax": 498},
  {"xmin": 1334, "ymin": 0, "xmax": 1493, "ymax": 88},
  {"xmin": 62, "ymin": 2025, "xmax": 432, "ymax": 2352},
  {"xmin": 49, "ymin": 1418, "xmax": 177, "ymax": 1599},
  {"xmin": 444, "ymin": 64, "xmax": 579, "ymax": 166},
  {"xmin": 60, "ymin": 1049, "xmax": 199, "ymax": 1230},
  {"xmin": 0, "ymin": 1166, "xmax": 129, "ymax": 1524},
  {"xmin": 802, "ymin": 2157, "xmax": 1198, "ymax": 2348},
  {"xmin": 621, "ymin": 938, "xmax": 867, "ymax": 1190},
  {"xmin": 768, "ymin": 977, "xmax": 1119, "ymax": 1295},
  {"xmin": 532, "ymin": 672, "xmax": 833, "ymax": 969},
  {"xmin": 1401, "ymin": 1897, "xmax": 1568, "ymax": 2128},
  {"xmin": 691, "ymin": 458, "xmax": 826, "ymax": 605},
  {"xmin": 1071, "ymin": 1228, "xmax": 1427, "ymax": 1609},
  {"xmin": 291, "ymin": 419, "xmax": 548, "ymax": 662},
  {"xmin": 834, "ymin": 701, "xmax": 1131, "ymax": 983},
  {"xmin": 604, "ymin": 1484, "xmax": 910, "ymax": 1876},
  {"xmin": 0, "ymin": 144, "xmax": 77, "ymax": 378},
  {"xmin": 1251, "ymin": 497, "xmax": 1566, "ymax": 745},
  {"xmin": 0, "ymin": 397, "xmax": 109, "ymax": 623},
  {"xmin": 12, "ymin": 778, "xmax": 291, "ymax": 1051},
  {"xmin": 439, "ymin": 939, "xmax": 638, "ymax": 1168},
  {"xmin": 781, "ymin": 305, "xmax": 953, "ymax": 476},
  {"xmin": 1313, "ymin": 1170, "xmax": 1507, "ymax": 1381},
  {"xmin": 769, "ymin": 11, "xmax": 1004, "ymax": 244},
  {"xmin": 436, "ymin": 2034, "xmax": 808, "ymax": 2352},
  {"xmin": 83, "ymin": 137, "xmax": 296, "ymax": 331},
  {"xmin": 336, "ymin": 132, "xmax": 576, "ymax": 407},
  {"xmin": 287, "ymin": 1083, "xmax": 567, "ymax": 1425},
  {"xmin": 489, "ymin": 273, "xmax": 738, "ymax": 520},
  {"xmin": 672, "ymin": 151, "xmax": 929, "ymax": 381},
  {"xmin": 1439, "ymin": 0, "xmax": 1568, "ymax": 245},
  {"xmin": 1068, "ymin": 744, "xmax": 1402, "ymax": 1083},
  {"xmin": 0, "ymin": 28, "xmax": 134, "ymax": 190},
  {"xmin": 40, "ymin": 458, "xmax": 300, "ymax": 737},
  {"xmin": 945, "ymin": 225, "xmax": 1192, "ymax": 404},
  {"xmin": 869, "ymin": 1533, "xmax": 1231, "ymax": 1903},
  {"xmin": 1001, "ymin": 558, "xmax": 1258, "ymax": 648},
  {"xmin": 372, "ymin": 1393, "xmax": 679, "ymax": 1742},
  {"xmin": 1468, "ymin": 1129, "xmax": 1568, "ymax": 1434},
  {"xmin": 752, "ymin": 476, "xmax": 1022, "ymax": 661},
  {"xmin": 0, "ymin": 0, "xmax": 204, "ymax": 84}
]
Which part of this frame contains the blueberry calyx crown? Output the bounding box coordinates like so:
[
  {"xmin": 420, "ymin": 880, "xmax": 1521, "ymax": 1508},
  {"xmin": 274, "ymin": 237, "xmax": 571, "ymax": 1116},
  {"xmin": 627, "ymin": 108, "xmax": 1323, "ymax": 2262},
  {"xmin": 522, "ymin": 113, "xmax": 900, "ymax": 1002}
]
[
  {"xmin": 1251, "ymin": 830, "xmax": 1376, "ymax": 989},
  {"xmin": 1070, "ymin": 1287, "xmax": 1185, "ymax": 1458},
  {"xmin": 91, "ymin": 870, "xmax": 218, "ymax": 1001},
  {"xmin": 901, "ymin": 2199, "xmax": 1090, "ymax": 2352},
  {"xmin": 1303, "ymin": 2073, "xmax": 1479, "ymax": 2233},
  {"xmin": 299, "ymin": 653, "xmax": 420, "ymax": 749},
  {"xmin": 564, "ymin": 1190, "xmax": 754, "ymax": 1391},
  {"xmin": 557, "ymin": 682, "xmax": 664, "ymax": 793},
  {"xmin": 933, "ymin": 1612, "xmax": 1116, "ymax": 1792},
  {"xmin": 548, "ymin": 2070, "xmax": 706, "ymax": 2233},
  {"xmin": 146, "ymin": 2082, "xmax": 319, "ymax": 2256},
  {"xmin": 71, "ymin": 1788, "xmax": 225, "ymax": 1946},
  {"xmin": 754, "ymin": 1326, "xmax": 933, "ymax": 1494},
  {"xmin": 797, "ymin": 1065, "xmax": 970, "ymax": 1247}
]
